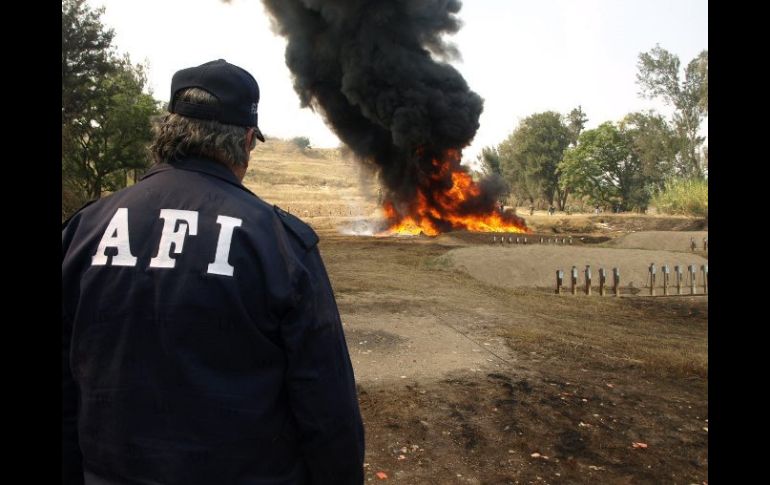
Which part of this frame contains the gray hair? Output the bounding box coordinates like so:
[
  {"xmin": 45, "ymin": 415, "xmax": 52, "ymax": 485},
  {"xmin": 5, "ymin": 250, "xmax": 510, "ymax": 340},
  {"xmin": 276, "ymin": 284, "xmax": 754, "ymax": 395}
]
[{"xmin": 150, "ymin": 88, "xmax": 257, "ymax": 168}]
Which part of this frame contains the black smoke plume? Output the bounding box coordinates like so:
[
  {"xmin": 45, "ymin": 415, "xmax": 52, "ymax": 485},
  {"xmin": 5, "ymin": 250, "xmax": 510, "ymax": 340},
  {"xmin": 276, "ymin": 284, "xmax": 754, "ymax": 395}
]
[
  {"xmin": 260, "ymin": 0, "xmax": 526, "ymax": 233},
  {"xmin": 263, "ymin": 3, "xmax": 479, "ymax": 180}
]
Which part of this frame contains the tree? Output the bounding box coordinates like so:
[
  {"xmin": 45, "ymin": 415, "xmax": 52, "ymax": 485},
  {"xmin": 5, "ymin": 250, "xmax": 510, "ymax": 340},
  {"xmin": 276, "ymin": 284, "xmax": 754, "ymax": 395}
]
[
  {"xmin": 291, "ymin": 136, "xmax": 311, "ymax": 150},
  {"xmin": 636, "ymin": 45, "xmax": 708, "ymax": 178},
  {"xmin": 619, "ymin": 111, "xmax": 679, "ymax": 189},
  {"xmin": 566, "ymin": 105, "xmax": 588, "ymax": 147},
  {"xmin": 497, "ymin": 112, "xmax": 571, "ymax": 209},
  {"xmin": 63, "ymin": 57, "xmax": 160, "ymax": 205},
  {"xmin": 558, "ymin": 122, "xmax": 649, "ymax": 211},
  {"xmin": 475, "ymin": 146, "xmax": 502, "ymax": 176},
  {"xmin": 62, "ymin": 0, "xmax": 161, "ymax": 218},
  {"xmin": 62, "ymin": 0, "xmax": 115, "ymax": 127}
]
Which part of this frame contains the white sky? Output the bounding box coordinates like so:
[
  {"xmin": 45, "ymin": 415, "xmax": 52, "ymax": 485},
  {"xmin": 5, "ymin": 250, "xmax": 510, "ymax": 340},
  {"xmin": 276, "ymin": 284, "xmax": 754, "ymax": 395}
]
[{"xmin": 87, "ymin": 0, "xmax": 708, "ymax": 164}]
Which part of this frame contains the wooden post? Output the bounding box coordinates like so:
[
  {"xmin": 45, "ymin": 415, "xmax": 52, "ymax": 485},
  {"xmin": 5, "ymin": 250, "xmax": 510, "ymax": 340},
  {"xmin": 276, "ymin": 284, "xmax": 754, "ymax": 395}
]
[
  {"xmin": 556, "ymin": 270, "xmax": 564, "ymax": 294},
  {"xmin": 690, "ymin": 237, "xmax": 696, "ymax": 252},
  {"xmin": 662, "ymin": 265, "xmax": 669, "ymax": 296},
  {"xmin": 599, "ymin": 268, "xmax": 606, "ymax": 296},
  {"xmin": 689, "ymin": 264, "xmax": 697, "ymax": 294},
  {"xmin": 702, "ymin": 264, "xmax": 708, "ymax": 294},
  {"xmin": 508, "ymin": 236, "xmax": 512, "ymax": 244},
  {"xmin": 703, "ymin": 237, "xmax": 708, "ymax": 251},
  {"xmin": 523, "ymin": 237, "xmax": 528, "ymax": 245},
  {"xmin": 540, "ymin": 237, "xmax": 544, "ymax": 244},
  {"xmin": 613, "ymin": 268, "xmax": 620, "ymax": 296},
  {"xmin": 516, "ymin": 237, "xmax": 520, "ymax": 244},
  {"xmin": 675, "ymin": 265, "xmax": 682, "ymax": 295},
  {"xmin": 492, "ymin": 236, "xmax": 496, "ymax": 244},
  {"xmin": 649, "ymin": 263, "xmax": 656, "ymax": 296},
  {"xmin": 571, "ymin": 266, "xmax": 578, "ymax": 295},
  {"xmin": 569, "ymin": 237, "xmax": 573, "ymax": 245},
  {"xmin": 585, "ymin": 265, "xmax": 592, "ymax": 295}
]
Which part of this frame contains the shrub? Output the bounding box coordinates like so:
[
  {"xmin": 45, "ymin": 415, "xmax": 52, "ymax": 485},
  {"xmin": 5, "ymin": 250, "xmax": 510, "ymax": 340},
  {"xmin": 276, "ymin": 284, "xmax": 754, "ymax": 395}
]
[{"xmin": 651, "ymin": 178, "xmax": 708, "ymax": 217}]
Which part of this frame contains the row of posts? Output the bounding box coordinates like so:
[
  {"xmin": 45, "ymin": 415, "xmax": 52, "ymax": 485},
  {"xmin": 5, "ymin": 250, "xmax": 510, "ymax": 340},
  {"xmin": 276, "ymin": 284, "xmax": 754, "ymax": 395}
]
[
  {"xmin": 647, "ymin": 263, "xmax": 708, "ymax": 296},
  {"xmin": 493, "ymin": 236, "xmax": 573, "ymax": 245},
  {"xmin": 556, "ymin": 266, "xmax": 619, "ymax": 296},
  {"xmin": 690, "ymin": 237, "xmax": 708, "ymax": 252},
  {"xmin": 555, "ymin": 264, "xmax": 708, "ymax": 296}
]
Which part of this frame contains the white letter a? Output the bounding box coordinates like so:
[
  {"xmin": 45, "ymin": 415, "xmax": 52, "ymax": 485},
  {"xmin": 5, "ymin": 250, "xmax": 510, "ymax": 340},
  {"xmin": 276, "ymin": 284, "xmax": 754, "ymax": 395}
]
[{"xmin": 91, "ymin": 208, "xmax": 137, "ymax": 267}]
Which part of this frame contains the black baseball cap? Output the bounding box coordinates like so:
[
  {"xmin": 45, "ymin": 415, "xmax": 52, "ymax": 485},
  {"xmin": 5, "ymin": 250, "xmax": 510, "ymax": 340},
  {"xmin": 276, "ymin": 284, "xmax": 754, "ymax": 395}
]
[{"xmin": 169, "ymin": 59, "xmax": 265, "ymax": 142}]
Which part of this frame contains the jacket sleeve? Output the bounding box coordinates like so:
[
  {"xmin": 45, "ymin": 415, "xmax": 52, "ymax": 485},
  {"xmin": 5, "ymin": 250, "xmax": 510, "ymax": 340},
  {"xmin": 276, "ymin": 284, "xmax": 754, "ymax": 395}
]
[
  {"xmin": 62, "ymin": 220, "xmax": 84, "ymax": 485},
  {"xmin": 280, "ymin": 246, "xmax": 365, "ymax": 484}
]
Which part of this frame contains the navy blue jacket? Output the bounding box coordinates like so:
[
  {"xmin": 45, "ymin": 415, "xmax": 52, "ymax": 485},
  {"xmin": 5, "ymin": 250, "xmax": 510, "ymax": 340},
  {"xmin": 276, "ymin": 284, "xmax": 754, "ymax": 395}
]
[{"xmin": 62, "ymin": 157, "xmax": 364, "ymax": 485}]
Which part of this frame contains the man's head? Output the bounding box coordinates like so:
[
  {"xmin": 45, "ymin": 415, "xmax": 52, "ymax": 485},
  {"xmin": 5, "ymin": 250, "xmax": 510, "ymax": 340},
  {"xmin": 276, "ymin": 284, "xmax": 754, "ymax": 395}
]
[{"xmin": 150, "ymin": 60, "xmax": 265, "ymax": 178}]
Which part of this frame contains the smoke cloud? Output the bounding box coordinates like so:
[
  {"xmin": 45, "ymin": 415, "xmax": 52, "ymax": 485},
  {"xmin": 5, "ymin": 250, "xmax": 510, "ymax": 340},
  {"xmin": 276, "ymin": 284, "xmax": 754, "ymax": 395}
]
[{"xmin": 260, "ymin": 0, "xmax": 489, "ymax": 207}]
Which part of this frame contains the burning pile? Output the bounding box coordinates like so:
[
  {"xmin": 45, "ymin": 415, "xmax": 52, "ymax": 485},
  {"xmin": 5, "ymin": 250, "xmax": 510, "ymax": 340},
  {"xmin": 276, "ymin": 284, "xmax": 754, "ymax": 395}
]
[
  {"xmin": 381, "ymin": 149, "xmax": 527, "ymax": 236},
  {"xmin": 262, "ymin": 0, "xmax": 528, "ymax": 235}
]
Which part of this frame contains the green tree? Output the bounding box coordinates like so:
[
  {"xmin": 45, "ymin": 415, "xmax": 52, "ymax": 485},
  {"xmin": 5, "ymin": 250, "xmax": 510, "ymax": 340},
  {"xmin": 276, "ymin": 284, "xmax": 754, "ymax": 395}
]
[
  {"xmin": 63, "ymin": 57, "xmax": 160, "ymax": 204},
  {"xmin": 619, "ymin": 111, "xmax": 679, "ymax": 189},
  {"xmin": 497, "ymin": 111, "xmax": 571, "ymax": 209},
  {"xmin": 559, "ymin": 122, "xmax": 649, "ymax": 211},
  {"xmin": 476, "ymin": 146, "xmax": 502, "ymax": 176},
  {"xmin": 636, "ymin": 45, "xmax": 708, "ymax": 178},
  {"xmin": 566, "ymin": 105, "xmax": 588, "ymax": 147},
  {"xmin": 62, "ymin": 0, "xmax": 115, "ymax": 127},
  {"xmin": 291, "ymin": 136, "xmax": 311, "ymax": 150},
  {"xmin": 62, "ymin": 1, "xmax": 161, "ymax": 219}
]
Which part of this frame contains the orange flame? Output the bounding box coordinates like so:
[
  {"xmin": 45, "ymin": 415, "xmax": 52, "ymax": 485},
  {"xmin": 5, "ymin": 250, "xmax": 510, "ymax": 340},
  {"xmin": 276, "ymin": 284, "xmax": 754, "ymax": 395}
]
[{"xmin": 379, "ymin": 150, "xmax": 529, "ymax": 236}]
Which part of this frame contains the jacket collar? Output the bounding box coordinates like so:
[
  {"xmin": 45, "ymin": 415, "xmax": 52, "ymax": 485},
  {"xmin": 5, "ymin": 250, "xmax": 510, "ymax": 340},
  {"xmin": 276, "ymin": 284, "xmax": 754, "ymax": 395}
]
[{"xmin": 141, "ymin": 156, "xmax": 255, "ymax": 195}]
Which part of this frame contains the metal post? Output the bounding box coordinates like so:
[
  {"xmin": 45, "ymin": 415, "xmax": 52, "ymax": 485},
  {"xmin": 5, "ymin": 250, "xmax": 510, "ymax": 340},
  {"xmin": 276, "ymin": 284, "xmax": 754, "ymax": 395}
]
[
  {"xmin": 675, "ymin": 265, "xmax": 682, "ymax": 295},
  {"xmin": 690, "ymin": 237, "xmax": 696, "ymax": 252},
  {"xmin": 599, "ymin": 268, "xmax": 606, "ymax": 296},
  {"xmin": 585, "ymin": 265, "xmax": 592, "ymax": 295},
  {"xmin": 702, "ymin": 264, "xmax": 708, "ymax": 294},
  {"xmin": 556, "ymin": 270, "xmax": 563, "ymax": 294},
  {"xmin": 523, "ymin": 237, "xmax": 528, "ymax": 245},
  {"xmin": 571, "ymin": 266, "xmax": 578, "ymax": 295},
  {"xmin": 689, "ymin": 264, "xmax": 697, "ymax": 294},
  {"xmin": 649, "ymin": 263, "xmax": 656, "ymax": 296},
  {"xmin": 540, "ymin": 237, "xmax": 544, "ymax": 244},
  {"xmin": 569, "ymin": 237, "xmax": 573, "ymax": 245},
  {"xmin": 703, "ymin": 237, "xmax": 708, "ymax": 251},
  {"xmin": 662, "ymin": 265, "xmax": 669, "ymax": 296},
  {"xmin": 613, "ymin": 268, "xmax": 620, "ymax": 296}
]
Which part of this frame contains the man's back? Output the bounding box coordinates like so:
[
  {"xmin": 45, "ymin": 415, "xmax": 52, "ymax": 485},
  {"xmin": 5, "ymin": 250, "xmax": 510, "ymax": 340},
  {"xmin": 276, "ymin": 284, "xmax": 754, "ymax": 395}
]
[{"xmin": 62, "ymin": 157, "xmax": 364, "ymax": 485}]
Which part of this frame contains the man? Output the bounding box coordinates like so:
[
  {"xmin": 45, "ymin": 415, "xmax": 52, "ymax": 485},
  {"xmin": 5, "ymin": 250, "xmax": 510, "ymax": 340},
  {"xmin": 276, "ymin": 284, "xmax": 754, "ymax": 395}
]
[{"xmin": 62, "ymin": 59, "xmax": 365, "ymax": 485}]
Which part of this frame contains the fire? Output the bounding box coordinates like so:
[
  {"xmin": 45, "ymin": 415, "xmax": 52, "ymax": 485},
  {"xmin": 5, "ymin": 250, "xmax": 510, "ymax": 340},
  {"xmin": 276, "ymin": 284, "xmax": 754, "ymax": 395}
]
[{"xmin": 379, "ymin": 149, "xmax": 529, "ymax": 236}]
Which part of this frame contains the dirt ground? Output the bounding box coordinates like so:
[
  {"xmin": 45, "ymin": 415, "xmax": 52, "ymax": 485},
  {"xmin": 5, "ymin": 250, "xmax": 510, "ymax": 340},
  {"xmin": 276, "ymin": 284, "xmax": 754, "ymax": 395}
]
[{"xmin": 246, "ymin": 141, "xmax": 708, "ymax": 484}]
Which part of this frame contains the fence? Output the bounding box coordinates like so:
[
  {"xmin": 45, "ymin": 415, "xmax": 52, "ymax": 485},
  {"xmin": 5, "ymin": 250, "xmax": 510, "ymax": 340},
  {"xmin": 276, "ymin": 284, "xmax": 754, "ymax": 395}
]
[{"xmin": 555, "ymin": 263, "xmax": 708, "ymax": 296}]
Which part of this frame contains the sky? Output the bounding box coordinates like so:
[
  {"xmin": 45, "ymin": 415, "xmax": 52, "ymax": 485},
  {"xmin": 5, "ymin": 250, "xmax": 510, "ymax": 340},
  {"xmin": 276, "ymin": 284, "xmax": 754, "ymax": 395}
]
[{"xmin": 87, "ymin": 0, "xmax": 708, "ymax": 165}]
